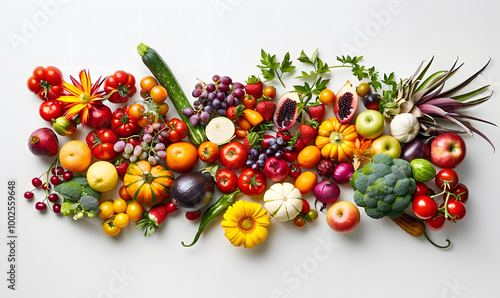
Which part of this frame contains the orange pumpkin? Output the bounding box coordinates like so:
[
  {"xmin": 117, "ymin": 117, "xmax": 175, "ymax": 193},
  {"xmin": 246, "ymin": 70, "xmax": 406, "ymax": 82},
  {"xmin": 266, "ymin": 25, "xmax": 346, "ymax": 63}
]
[
  {"xmin": 315, "ymin": 117, "xmax": 358, "ymax": 162},
  {"xmin": 124, "ymin": 160, "xmax": 174, "ymax": 206}
]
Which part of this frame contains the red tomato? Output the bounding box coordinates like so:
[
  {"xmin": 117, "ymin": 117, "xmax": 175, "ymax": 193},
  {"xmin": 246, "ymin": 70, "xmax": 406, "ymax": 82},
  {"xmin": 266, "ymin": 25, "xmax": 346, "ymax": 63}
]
[
  {"xmin": 451, "ymin": 183, "xmax": 469, "ymax": 204},
  {"xmin": 237, "ymin": 168, "xmax": 267, "ymax": 196},
  {"xmin": 412, "ymin": 181, "xmax": 430, "ymax": 201},
  {"xmin": 445, "ymin": 198, "xmax": 466, "ymax": 221},
  {"xmin": 435, "ymin": 169, "xmax": 459, "ymax": 191},
  {"xmin": 111, "ymin": 106, "xmax": 141, "ymax": 137},
  {"xmin": 220, "ymin": 142, "xmax": 248, "ymax": 170},
  {"xmin": 39, "ymin": 100, "xmax": 64, "ymax": 122},
  {"xmin": 216, "ymin": 168, "xmax": 238, "ymax": 194},
  {"xmin": 167, "ymin": 118, "xmax": 189, "ymax": 143},
  {"xmin": 289, "ymin": 164, "xmax": 301, "ymax": 179},
  {"xmin": 283, "ymin": 151, "xmax": 297, "ymax": 163},
  {"xmin": 198, "ymin": 141, "xmax": 220, "ymax": 163},
  {"xmin": 104, "ymin": 70, "xmax": 137, "ymax": 103},
  {"xmin": 85, "ymin": 128, "xmax": 120, "ymax": 161},
  {"xmin": 425, "ymin": 215, "xmax": 446, "ymax": 231},
  {"xmin": 27, "ymin": 66, "xmax": 64, "ymax": 100},
  {"xmin": 412, "ymin": 195, "xmax": 438, "ymax": 220}
]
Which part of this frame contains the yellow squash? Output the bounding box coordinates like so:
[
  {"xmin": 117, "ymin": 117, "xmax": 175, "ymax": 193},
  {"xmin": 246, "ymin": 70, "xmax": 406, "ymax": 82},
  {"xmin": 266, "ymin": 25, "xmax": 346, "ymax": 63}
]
[{"xmin": 315, "ymin": 117, "xmax": 358, "ymax": 162}]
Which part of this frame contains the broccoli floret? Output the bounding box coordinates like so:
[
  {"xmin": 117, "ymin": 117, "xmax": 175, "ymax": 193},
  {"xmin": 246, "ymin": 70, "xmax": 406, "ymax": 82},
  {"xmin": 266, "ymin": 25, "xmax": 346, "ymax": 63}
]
[
  {"xmin": 350, "ymin": 153, "xmax": 416, "ymax": 219},
  {"xmin": 70, "ymin": 175, "xmax": 89, "ymax": 186},
  {"xmin": 79, "ymin": 196, "xmax": 101, "ymax": 218},
  {"xmin": 61, "ymin": 201, "xmax": 79, "ymax": 218},
  {"xmin": 54, "ymin": 181, "xmax": 84, "ymax": 202},
  {"xmin": 83, "ymin": 186, "xmax": 101, "ymax": 200}
]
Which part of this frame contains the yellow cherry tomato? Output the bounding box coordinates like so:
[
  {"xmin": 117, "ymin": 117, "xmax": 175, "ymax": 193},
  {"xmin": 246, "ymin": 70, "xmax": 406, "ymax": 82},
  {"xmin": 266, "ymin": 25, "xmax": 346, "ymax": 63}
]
[
  {"xmin": 157, "ymin": 102, "xmax": 169, "ymax": 116},
  {"xmin": 319, "ymin": 89, "xmax": 335, "ymax": 105},
  {"xmin": 140, "ymin": 76, "xmax": 158, "ymax": 92},
  {"xmin": 151, "ymin": 85, "xmax": 168, "ymax": 104},
  {"xmin": 102, "ymin": 218, "xmax": 121, "ymax": 236},
  {"xmin": 113, "ymin": 198, "xmax": 127, "ymax": 214},
  {"xmin": 114, "ymin": 213, "xmax": 130, "ymax": 228},
  {"xmin": 126, "ymin": 201, "xmax": 144, "ymax": 221},
  {"xmin": 99, "ymin": 201, "xmax": 115, "ymax": 220},
  {"xmin": 263, "ymin": 86, "xmax": 277, "ymax": 99}
]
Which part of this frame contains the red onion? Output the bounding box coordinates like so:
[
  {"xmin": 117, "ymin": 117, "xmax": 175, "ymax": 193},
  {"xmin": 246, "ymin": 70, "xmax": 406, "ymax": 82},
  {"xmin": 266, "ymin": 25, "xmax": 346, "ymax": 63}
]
[
  {"xmin": 28, "ymin": 127, "xmax": 59, "ymax": 157},
  {"xmin": 333, "ymin": 162, "xmax": 355, "ymax": 184},
  {"xmin": 263, "ymin": 157, "xmax": 289, "ymax": 182},
  {"xmin": 313, "ymin": 180, "xmax": 340, "ymax": 205}
]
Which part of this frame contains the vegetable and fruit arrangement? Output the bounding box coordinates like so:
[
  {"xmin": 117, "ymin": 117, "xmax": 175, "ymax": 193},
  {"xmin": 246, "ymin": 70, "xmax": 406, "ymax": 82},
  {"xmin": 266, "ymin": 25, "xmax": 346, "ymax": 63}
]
[{"xmin": 24, "ymin": 44, "xmax": 496, "ymax": 249}]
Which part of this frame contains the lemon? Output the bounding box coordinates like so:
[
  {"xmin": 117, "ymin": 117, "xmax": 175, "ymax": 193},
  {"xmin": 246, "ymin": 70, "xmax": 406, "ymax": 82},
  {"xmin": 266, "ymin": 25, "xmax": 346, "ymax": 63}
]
[{"xmin": 86, "ymin": 161, "xmax": 118, "ymax": 192}]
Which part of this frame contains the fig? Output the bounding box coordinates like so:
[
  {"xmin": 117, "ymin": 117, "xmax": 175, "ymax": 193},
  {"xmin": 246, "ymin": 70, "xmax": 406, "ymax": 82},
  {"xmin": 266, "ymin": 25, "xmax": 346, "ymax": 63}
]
[
  {"xmin": 273, "ymin": 92, "xmax": 300, "ymax": 131},
  {"xmin": 363, "ymin": 93, "xmax": 382, "ymax": 111},
  {"xmin": 334, "ymin": 81, "xmax": 358, "ymax": 123}
]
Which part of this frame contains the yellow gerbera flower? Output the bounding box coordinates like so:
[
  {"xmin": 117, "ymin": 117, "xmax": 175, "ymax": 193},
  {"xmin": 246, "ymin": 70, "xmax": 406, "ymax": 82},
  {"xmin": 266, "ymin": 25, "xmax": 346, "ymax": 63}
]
[
  {"xmin": 221, "ymin": 200, "xmax": 271, "ymax": 248},
  {"xmin": 58, "ymin": 69, "xmax": 106, "ymax": 127}
]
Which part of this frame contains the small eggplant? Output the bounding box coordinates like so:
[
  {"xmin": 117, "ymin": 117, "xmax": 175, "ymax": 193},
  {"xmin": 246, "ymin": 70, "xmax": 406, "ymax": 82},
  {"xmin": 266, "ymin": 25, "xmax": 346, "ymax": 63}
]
[
  {"xmin": 170, "ymin": 164, "xmax": 218, "ymax": 212},
  {"xmin": 401, "ymin": 136, "xmax": 431, "ymax": 162}
]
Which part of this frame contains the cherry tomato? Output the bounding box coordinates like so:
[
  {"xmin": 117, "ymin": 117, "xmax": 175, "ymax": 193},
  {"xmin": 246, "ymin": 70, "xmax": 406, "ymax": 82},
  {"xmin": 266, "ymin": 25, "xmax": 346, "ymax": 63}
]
[
  {"xmin": 412, "ymin": 181, "xmax": 430, "ymax": 200},
  {"xmin": 234, "ymin": 129, "xmax": 247, "ymax": 139},
  {"xmin": 425, "ymin": 215, "xmax": 446, "ymax": 231},
  {"xmin": 241, "ymin": 94, "xmax": 256, "ymax": 109},
  {"xmin": 451, "ymin": 183, "xmax": 469, "ymax": 204},
  {"xmin": 151, "ymin": 85, "xmax": 168, "ymax": 104},
  {"xmin": 119, "ymin": 185, "xmax": 133, "ymax": 201},
  {"xmin": 99, "ymin": 201, "xmax": 115, "ymax": 220},
  {"xmin": 238, "ymin": 168, "xmax": 267, "ymax": 196},
  {"xmin": 166, "ymin": 201, "xmax": 178, "ymax": 214},
  {"xmin": 216, "ymin": 168, "xmax": 238, "ymax": 194},
  {"xmin": 220, "ymin": 142, "xmax": 248, "ymax": 170},
  {"xmin": 185, "ymin": 210, "xmax": 201, "ymax": 221},
  {"xmin": 128, "ymin": 104, "xmax": 145, "ymax": 120},
  {"xmin": 301, "ymin": 199, "xmax": 310, "ymax": 214},
  {"xmin": 137, "ymin": 117, "xmax": 149, "ymax": 127},
  {"xmin": 167, "ymin": 118, "xmax": 189, "ymax": 143},
  {"xmin": 263, "ymin": 86, "xmax": 277, "ymax": 99},
  {"xmin": 283, "ymin": 151, "xmax": 297, "ymax": 163},
  {"xmin": 412, "ymin": 195, "xmax": 438, "ymax": 220},
  {"xmin": 126, "ymin": 201, "xmax": 145, "ymax": 221},
  {"xmin": 307, "ymin": 210, "xmax": 319, "ymax": 221},
  {"xmin": 102, "ymin": 218, "xmax": 121, "ymax": 236},
  {"xmin": 435, "ymin": 169, "xmax": 459, "ymax": 191},
  {"xmin": 158, "ymin": 103, "xmax": 169, "ymax": 116},
  {"xmin": 356, "ymin": 83, "xmax": 372, "ymax": 97},
  {"xmin": 319, "ymin": 89, "xmax": 335, "ymax": 105},
  {"xmin": 39, "ymin": 99, "xmax": 64, "ymax": 122},
  {"xmin": 198, "ymin": 141, "xmax": 220, "ymax": 163},
  {"xmin": 445, "ymin": 198, "xmax": 466, "ymax": 221},
  {"xmin": 114, "ymin": 213, "xmax": 130, "ymax": 228},
  {"xmin": 294, "ymin": 216, "xmax": 306, "ymax": 228},
  {"xmin": 111, "ymin": 106, "xmax": 141, "ymax": 137},
  {"xmin": 113, "ymin": 198, "xmax": 128, "ymax": 214},
  {"xmin": 289, "ymin": 164, "xmax": 302, "ymax": 179},
  {"xmin": 140, "ymin": 76, "xmax": 158, "ymax": 92}
]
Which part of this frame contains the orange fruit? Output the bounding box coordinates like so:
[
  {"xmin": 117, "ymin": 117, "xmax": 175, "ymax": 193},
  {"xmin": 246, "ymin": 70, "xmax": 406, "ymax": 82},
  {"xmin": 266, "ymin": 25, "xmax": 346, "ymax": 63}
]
[
  {"xmin": 59, "ymin": 140, "xmax": 92, "ymax": 172},
  {"xmin": 165, "ymin": 141, "xmax": 199, "ymax": 173},
  {"xmin": 297, "ymin": 145, "xmax": 321, "ymax": 168},
  {"xmin": 295, "ymin": 171, "xmax": 318, "ymax": 194}
]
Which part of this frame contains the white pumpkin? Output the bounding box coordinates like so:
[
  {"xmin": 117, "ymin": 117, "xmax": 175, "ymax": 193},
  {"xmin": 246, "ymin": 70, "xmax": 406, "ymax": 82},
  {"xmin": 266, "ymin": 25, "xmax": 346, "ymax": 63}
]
[
  {"xmin": 263, "ymin": 182, "xmax": 303, "ymax": 222},
  {"xmin": 390, "ymin": 113, "xmax": 420, "ymax": 143}
]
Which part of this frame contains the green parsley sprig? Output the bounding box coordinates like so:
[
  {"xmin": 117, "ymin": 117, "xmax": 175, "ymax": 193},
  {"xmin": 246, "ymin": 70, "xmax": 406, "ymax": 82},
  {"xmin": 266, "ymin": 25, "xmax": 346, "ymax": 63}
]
[{"xmin": 257, "ymin": 49, "xmax": 295, "ymax": 88}]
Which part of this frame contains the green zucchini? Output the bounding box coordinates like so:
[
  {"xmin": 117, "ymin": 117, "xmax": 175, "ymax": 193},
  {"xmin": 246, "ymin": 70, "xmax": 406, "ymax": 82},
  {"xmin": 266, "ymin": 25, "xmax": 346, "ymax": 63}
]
[{"xmin": 137, "ymin": 43, "xmax": 207, "ymax": 145}]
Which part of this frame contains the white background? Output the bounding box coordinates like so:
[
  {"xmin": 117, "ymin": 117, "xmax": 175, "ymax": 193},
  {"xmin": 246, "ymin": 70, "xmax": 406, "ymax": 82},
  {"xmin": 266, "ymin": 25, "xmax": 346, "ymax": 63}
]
[{"xmin": 1, "ymin": 0, "xmax": 500, "ymax": 297}]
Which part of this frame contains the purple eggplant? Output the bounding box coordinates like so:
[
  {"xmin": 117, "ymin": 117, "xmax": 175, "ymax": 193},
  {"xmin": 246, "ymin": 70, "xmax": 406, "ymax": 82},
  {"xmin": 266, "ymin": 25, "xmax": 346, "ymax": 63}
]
[{"xmin": 401, "ymin": 136, "xmax": 431, "ymax": 162}]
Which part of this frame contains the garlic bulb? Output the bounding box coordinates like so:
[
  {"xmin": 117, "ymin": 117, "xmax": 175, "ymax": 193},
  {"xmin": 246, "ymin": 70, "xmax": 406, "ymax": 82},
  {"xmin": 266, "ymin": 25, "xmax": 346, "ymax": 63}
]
[{"xmin": 390, "ymin": 113, "xmax": 420, "ymax": 143}]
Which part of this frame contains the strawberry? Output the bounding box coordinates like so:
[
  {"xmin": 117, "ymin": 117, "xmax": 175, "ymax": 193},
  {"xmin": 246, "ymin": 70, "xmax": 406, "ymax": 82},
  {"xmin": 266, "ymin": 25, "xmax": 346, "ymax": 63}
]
[
  {"xmin": 242, "ymin": 132, "xmax": 263, "ymax": 152},
  {"xmin": 244, "ymin": 76, "xmax": 263, "ymax": 99},
  {"xmin": 136, "ymin": 204, "xmax": 168, "ymax": 237},
  {"xmin": 256, "ymin": 99, "xmax": 276, "ymax": 122},
  {"xmin": 307, "ymin": 103, "xmax": 325, "ymax": 122},
  {"xmin": 114, "ymin": 159, "xmax": 129, "ymax": 180},
  {"xmin": 298, "ymin": 120, "xmax": 319, "ymax": 145}
]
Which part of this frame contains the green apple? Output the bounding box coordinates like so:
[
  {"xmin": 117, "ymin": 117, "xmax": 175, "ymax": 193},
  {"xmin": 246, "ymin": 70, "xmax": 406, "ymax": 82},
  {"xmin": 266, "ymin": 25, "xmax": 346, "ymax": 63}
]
[
  {"xmin": 355, "ymin": 110, "xmax": 386, "ymax": 139},
  {"xmin": 372, "ymin": 135, "xmax": 402, "ymax": 159}
]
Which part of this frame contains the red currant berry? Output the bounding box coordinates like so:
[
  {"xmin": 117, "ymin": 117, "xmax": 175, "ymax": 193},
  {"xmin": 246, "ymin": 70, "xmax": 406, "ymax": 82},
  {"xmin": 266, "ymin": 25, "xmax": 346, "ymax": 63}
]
[
  {"xmin": 24, "ymin": 191, "xmax": 34, "ymax": 200},
  {"xmin": 62, "ymin": 171, "xmax": 73, "ymax": 181},
  {"xmin": 56, "ymin": 167, "xmax": 64, "ymax": 175},
  {"xmin": 35, "ymin": 202, "xmax": 47, "ymax": 211},
  {"xmin": 166, "ymin": 201, "xmax": 178, "ymax": 214},
  {"xmin": 48, "ymin": 193, "xmax": 58, "ymax": 202},
  {"xmin": 50, "ymin": 176, "xmax": 61, "ymax": 186},
  {"xmin": 32, "ymin": 177, "xmax": 43, "ymax": 187},
  {"xmin": 53, "ymin": 204, "xmax": 61, "ymax": 214},
  {"xmin": 185, "ymin": 210, "xmax": 201, "ymax": 221}
]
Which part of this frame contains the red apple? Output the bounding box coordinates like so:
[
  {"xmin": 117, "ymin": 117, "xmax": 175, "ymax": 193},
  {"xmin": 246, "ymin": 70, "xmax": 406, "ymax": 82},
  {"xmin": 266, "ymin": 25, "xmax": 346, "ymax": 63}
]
[
  {"xmin": 326, "ymin": 201, "xmax": 360, "ymax": 233},
  {"xmin": 430, "ymin": 133, "xmax": 466, "ymax": 169}
]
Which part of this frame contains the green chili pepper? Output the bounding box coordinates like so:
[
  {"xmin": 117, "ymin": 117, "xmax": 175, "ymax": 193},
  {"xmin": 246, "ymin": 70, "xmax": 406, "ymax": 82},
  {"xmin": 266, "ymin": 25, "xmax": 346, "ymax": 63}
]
[{"xmin": 181, "ymin": 189, "xmax": 241, "ymax": 247}]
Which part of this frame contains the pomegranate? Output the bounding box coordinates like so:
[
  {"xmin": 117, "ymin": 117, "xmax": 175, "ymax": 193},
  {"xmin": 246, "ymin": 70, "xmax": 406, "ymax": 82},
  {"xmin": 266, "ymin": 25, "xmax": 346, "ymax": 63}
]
[
  {"xmin": 273, "ymin": 92, "xmax": 300, "ymax": 131},
  {"xmin": 334, "ymin": 81, "xmax": 358, "ymax": 123}
]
